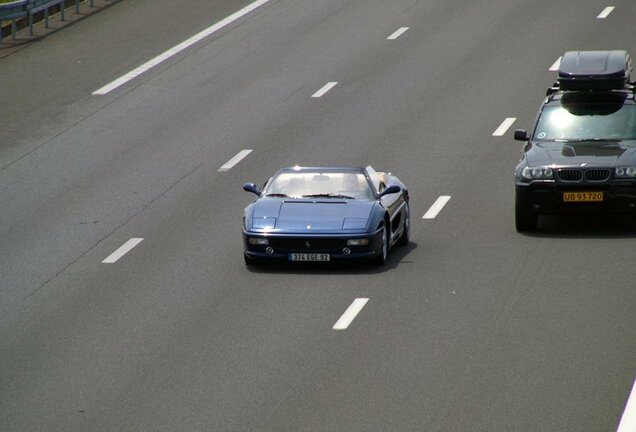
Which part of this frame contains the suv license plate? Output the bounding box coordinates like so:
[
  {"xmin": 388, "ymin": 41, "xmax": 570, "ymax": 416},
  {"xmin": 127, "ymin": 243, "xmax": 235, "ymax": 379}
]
[
  {"xmin": 289, "ymin": 253, "xmax": 330, "ymax": 262},
  {"xmin": 563, "ymin": 191, "xmax": 603, "ymax": 202}
]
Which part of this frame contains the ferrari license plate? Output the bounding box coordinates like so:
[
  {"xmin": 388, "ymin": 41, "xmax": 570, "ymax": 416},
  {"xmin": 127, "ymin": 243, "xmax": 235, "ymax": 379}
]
[
  {"xmin": 563, "ymin": 191, "xmax": 603, "ymax": 202},
  {"xmin": 289, "ymin": 253, "xmax": 330, "ymax": 262}
]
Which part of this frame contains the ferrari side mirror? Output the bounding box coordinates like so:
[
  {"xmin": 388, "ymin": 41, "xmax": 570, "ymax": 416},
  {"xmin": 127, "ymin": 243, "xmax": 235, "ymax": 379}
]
[
  {"xmin": 379, "ymin": 185, "xmax": 401, "ymax": 198},
  {"xmin": 243, "ymin": 183, "xmax": 260, "ymax": 195}
]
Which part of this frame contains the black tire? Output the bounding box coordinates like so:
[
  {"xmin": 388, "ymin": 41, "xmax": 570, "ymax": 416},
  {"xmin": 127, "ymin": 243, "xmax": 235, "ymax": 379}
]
[
  {"xmin": 397, "ymin": 204, "xmax": 410, "ymax": 246},
  {"xmin": 244, "ymin": 254, "xmax": 260, "ymax": 266},
  {"xmin": 373, "ymin": 224, "xmax": 389, "ymax": 266},
  {"xmin": 515, "ymin": 196, "xmax": 538, "ymax": 232}
]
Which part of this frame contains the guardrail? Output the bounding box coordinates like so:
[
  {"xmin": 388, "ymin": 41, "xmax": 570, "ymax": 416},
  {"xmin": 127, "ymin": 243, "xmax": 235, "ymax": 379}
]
[
  {"xmin": 0, "ymin": 1, "xmax": 27, "ymax": 40},
  {"xmin": 0, "ymin": 0, "xmax": 100, "ymax": 41}
]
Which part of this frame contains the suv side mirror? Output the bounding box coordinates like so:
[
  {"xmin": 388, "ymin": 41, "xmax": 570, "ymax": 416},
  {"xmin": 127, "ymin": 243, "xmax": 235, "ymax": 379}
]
[
  {"xmin": 243, "ymin": 183, "xmax": 260, "ymax": 195},
  {"xmin": 514, "ymin": 129, "xmax": 529, "ymax": 141},
  {"xmin": 379, "ymin": 185, "xmax": 401, "ymax": 198}
]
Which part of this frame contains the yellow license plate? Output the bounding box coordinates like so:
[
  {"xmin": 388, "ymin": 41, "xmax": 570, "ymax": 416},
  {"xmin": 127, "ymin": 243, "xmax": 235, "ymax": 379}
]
[{"xmin": 563, "ymin": 191, "xmax": 603, "ymax": 202}]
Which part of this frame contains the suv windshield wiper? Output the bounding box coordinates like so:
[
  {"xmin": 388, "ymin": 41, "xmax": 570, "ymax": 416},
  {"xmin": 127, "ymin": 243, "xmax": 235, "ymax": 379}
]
[
  {"xmin": 302, "ymin": 193, "xmax": 355, "ymax": 199},
  {"xmin": 265, "ymin": 193, "xmax": 289, "ymax": 197},
  {"xmin": 555, "ymin": 138, "xmax": 621, "ymax": 142}
]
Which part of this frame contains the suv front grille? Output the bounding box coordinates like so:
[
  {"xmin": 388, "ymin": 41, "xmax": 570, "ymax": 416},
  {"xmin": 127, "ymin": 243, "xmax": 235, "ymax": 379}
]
[
  {"xmin": 584, "ymin": 169, "xmax": 611, "ymax": 182},
  {"xmin": 557, "ymin": 169, "xmax": 583, "ymax": 182},
  {"xmin": 556, "ymin": 168, "xmax": 611, "ymax": 183}
]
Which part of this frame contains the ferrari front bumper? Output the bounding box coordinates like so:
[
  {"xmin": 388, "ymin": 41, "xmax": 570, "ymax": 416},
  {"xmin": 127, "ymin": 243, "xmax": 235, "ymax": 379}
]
[{"xmin": 242, "ymin": 227, "xmax": 384, "ymax": 263}]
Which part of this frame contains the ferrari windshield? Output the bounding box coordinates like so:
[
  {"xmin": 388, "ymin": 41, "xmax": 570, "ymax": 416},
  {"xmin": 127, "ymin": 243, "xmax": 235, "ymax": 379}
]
[
  {"xmin": 264, "ymin": 170, "xmax": 374, "ymax": 200},
  {"xmin": 534, "ymin": 94, "xmax": 636, "ymax": 141}
]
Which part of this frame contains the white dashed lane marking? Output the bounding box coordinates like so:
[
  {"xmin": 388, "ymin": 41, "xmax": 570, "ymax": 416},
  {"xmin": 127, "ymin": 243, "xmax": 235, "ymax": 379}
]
[
  {"xmin": 312, "ymin": 82, "xmax": 338, "ymax": 98},
  {"xmin": 423, "ymin": 196, "xmax": 451, "ymax": 219},
  {"xmin": 102, "ymin": 238, "xmax": 144, "ymax": 263},
  {"xmin": 92, "ymin": 0, "xmax": 272, "ymax": 95},
  {"xmin": 617, "ymin": 378, "xmax": 636, "ymax": 432},
  {"xmin": 218, "ymin": 149, "xmax": 253, "ymax": 171},
  {"xmin": 597, "ymin": 6, "xmax": 615, "ymax": 19},
  {"xmin": 387, "ymin": 27, "xmax": 409, "ymax": 40},
  {"xmin": 493, "ymin": 117, "xmax": 516, "ymax": 136},
  {"xmin": 549, "ymin": 57, "xmax": 561, "ymax": 71},
  {"xmin": 333, "ymin": 298, "xmax": 369, "ymax": 330}
]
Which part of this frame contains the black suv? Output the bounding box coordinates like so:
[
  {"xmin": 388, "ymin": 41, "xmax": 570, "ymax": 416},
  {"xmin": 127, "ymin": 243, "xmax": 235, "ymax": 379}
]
[{"xmin": 514, "ymin": 50, "xmax": 636, "ymax": 231}]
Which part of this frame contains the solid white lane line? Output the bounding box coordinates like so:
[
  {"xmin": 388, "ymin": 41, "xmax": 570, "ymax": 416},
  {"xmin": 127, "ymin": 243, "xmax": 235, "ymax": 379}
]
[
  {"xmin": 333, "ymin": 298, "xmax": 369, "ymax": 330},
  {"xmin": 423, "ymin": 196, "xmax": 451, "ymax": 219},
  {"xmin": 597, "ymin": 6, "xmax": 615, "ymax": 19},
  {"xmin": 387, "ymin": 27, "xmax": 409, "ymax": 40},
  {"xmin": 218, "ymin": 149, "xmax": 253, "ymax": 171},
  {"xmin": 312, "ymin": 82, "xmax": 338, "ymax": 98},
  {"xmin": 92, "ymin": 0, "xmax": 271, "ymax": 95},
  {"xmin": 617, "ymin": 378, "xmax": 636, "ymax": 432},
  {"xmin": 549, "ymin": 57, "xmax": 561, "ymax": 71},
  {"xmin": 102, "ymin": 238, "xmax": 144, "ymax": 264},
  {"xmin": 493, "ymin": 117, "xmax": 516, "ymax": 136}
]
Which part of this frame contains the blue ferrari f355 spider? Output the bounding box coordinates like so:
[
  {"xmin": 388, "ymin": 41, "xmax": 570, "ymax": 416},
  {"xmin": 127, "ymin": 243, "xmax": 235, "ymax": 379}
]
[{"xmin": 242, "ymin": 166, "xmax": 410, "ymax": 265}]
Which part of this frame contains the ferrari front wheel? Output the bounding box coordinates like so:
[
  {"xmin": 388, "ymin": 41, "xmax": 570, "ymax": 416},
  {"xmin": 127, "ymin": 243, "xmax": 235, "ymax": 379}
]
[
  {"xmin": 373, "ymin": 224, "xmax": 388, "ymax": 266},
  {"xmin": 397, "ymin": 204, "xmax": 410, "ymax": 246}
]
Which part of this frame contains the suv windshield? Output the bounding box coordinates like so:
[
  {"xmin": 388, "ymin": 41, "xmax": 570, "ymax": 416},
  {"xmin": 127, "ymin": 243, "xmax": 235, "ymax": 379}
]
[
  {"xmin": 533, "ymin": 93, "xmax": 636, "ymax": 141},
  {"xmin": 264, "ymin": 170, "xmax": 374, "ymax": 200}
]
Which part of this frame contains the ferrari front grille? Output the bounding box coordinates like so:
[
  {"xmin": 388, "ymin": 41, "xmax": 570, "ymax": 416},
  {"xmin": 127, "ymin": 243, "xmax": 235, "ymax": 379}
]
[{"xmin": 270, "ymin": 238, "xmax": 345, "ymax": 252}]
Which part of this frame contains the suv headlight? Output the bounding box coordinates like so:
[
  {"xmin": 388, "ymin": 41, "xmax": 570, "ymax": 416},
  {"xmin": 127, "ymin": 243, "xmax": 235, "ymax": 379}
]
[
  {"xmin": 521, "ymin": 166, "xmax": 554, "ymax": 180},
  {"xmin": 615, "ymin": 167, "xmax": 636, "ymax": 178}
]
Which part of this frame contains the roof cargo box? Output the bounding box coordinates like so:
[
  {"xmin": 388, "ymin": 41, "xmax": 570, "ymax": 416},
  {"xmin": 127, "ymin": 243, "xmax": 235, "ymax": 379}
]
[{"xmin": 558, "ymin": 50, "xmax": 632, "ymax": 91}]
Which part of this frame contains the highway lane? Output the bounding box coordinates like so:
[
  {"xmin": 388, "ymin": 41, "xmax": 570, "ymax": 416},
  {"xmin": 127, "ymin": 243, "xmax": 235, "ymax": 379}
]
[
  {"xmin": 0, "ymin": 0, "xmax": 257, "ymax": 167},
  {"xmin": 1, "ymin": 0, "xmax": 635, "ymax": 430},
  {"xmin": 0, "ymin": 0, "xmax": 257, "ymax": 327}
]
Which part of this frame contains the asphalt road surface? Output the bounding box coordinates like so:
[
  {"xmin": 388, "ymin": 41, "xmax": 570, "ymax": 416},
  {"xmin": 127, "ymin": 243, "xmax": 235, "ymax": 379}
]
[{"xmin": 1, "ymin": 0, "xmax": 635, "ymax": 430}]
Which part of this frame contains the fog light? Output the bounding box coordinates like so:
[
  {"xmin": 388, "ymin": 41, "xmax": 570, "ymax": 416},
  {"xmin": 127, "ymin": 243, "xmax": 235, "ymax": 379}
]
[
  {"xmin": 346, "ymin": 238, "xmax": 369, "ymax": 246},
  {"xmin": 249, "ymin": 238, "xmax": 269, "ymax": 245},
  {"xmin": 265, "ymin": 246, "xmax": 274, "ymax": 254},
  {"xmin": 342, "ymin": 247, "xmax": 351, "ymax": 255}
]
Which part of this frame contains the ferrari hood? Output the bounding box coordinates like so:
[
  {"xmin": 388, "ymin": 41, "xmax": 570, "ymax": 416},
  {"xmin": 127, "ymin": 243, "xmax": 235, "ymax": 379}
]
[{"xmin": 251, "ymin": 199, "xmax": 374, "ymax": 232}]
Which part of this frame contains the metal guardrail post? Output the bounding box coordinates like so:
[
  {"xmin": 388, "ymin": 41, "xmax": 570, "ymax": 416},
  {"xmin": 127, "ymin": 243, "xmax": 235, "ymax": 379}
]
[
  {"xmin": 0, "ymin": 0, "xmax": 28, "ymax": 41},
  {"xmin": 27, "ymin": 0, "xmax": 67, "ymax": 35},
  {"xmin": 1, "ymin": 0, "xmax": 110, "ymax": 41}
]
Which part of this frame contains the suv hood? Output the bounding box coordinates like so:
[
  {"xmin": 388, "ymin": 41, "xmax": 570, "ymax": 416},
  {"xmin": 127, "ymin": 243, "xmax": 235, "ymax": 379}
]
[{"xmin": 528, "ymin": 140, "xmax": 636, "ymax": 167}]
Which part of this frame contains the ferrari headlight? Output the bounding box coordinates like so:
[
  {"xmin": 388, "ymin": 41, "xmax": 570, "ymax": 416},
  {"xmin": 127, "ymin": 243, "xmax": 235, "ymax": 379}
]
[
  {"xmin": 252, "ymin": 217, "xmax": 276, "ymax": 229},
  {"xmin": 346, "ymin": 238, "xmax": 369, "ymax": 246},
  {"xmin": 615, "ymin": 166, "xmax": 636, "ymax": 178},
  {"xmin": 343, "ymin": 218, "xmax": 367, "ymax": 230},
  {"xmin": 521, "ymin": 166, "xmax": 554, "ymax": 180}
]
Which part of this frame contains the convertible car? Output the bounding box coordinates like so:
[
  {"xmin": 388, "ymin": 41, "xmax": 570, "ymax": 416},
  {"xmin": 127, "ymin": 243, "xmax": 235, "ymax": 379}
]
[{"xmin": 242, "ymin": 166, "xmax": 410, "ymax": 265}]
